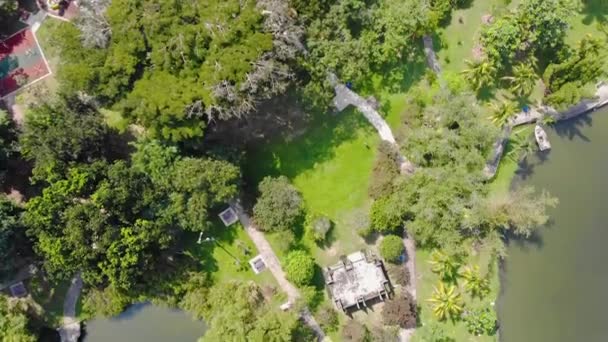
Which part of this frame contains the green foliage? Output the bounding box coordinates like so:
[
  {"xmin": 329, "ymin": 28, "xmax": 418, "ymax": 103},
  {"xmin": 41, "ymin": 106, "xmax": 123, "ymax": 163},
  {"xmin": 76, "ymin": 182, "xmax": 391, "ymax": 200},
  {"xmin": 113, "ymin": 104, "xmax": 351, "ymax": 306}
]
[
  {"xmin": 0, "ymin": 295, "xmax": 37, "ymax": 342},
  {"xmin": 461, "ymin": 59, "xmax": 496, "ymax": 91},
  {"xmin": 46, "ymin": 0, "xmax": 293, "ymax": 141},
  {"xmin": 368, "ymin": 141, "xmax": 400, "ymax": 200},
  {"xmin": 381, "ymin": 292, "xmax": 417, "ymax": 328},
  {"xmin": 20, "ymin": 97, "xmax": 110, "ymax": 183},
  {"xmin": 0, "ymin": 195, "xmax": 24, "ymax": 280},
  {"xmin": 370, "ymin": 194, "xmax": 406, "ymax": 233},
  {"xmin": 545, "ymin": 82, "xmax": 595, "ymax": 110},
  {"xmin": 464, "ymin": 186, "xmax": 558, "ymax": 238},
  {"xmin": 379, "ymin": 235, "xmax": 405, "ymax": 263},
  {"xmin": 489, "ymin": 99, "xmax": 518, "ymax": 127},
  {"xmin": 502, "ymin": 62, "xmax": 538, "ymax": 97},
  {"xmin": 201, "ymin": 281, "xmax": 309, "ymax": 341},
  {"xmin": 81, "ymin": 285, "xmax": 130, "ymax": 318},
  {"xmin": 463, "ymin": 307, "xmax": 498, "ymax": 336},
  {"xmin": 305, "ymin": 214, "xmax": 332, "ymax": 243},
  {"xmin": 428, "ymin": 282, "xmax": 464, "ymax": 321},
  {"xmin": 316, "ymin": 305, "xmax": 339, "ymax": 332},
  {"xmin": 460, "ymin": 266, "xmax": 490, "ymax": 299},
  {"xmin": 481, "ymin": 0, "xmax": 577, "ymax": 69},
  {"xmin": 284, "ymin": 250, "xmax": 316, "ymax": 286},
  {"xmin": 429, "ymin": 250, "xmax": 461, "ymax": 283},
  {"xmin": 413, "ymin": 321, "xmax": 455, "ymax": 342},
  {"xmin": 254, "ymin": 176, "xmax": 303, "ymax": 232}
]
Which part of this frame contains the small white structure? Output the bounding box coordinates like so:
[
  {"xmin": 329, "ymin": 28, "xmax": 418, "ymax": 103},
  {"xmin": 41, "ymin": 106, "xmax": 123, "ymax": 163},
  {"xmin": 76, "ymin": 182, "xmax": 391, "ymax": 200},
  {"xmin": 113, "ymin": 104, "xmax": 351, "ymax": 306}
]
[
  {"xmin": 249, "ymin": 255, "xmax": 267, "ymax": 274},
  {"xmin": 218, "ymin": 207, "xmax": 238, "ymax": 226},
  {"xmin": 9, "ymin": 282, "xmax": 27, "ymax": 297},
  {"xmin": 535, "ymin": 124, "xmax": 551, "ymax": 151}
]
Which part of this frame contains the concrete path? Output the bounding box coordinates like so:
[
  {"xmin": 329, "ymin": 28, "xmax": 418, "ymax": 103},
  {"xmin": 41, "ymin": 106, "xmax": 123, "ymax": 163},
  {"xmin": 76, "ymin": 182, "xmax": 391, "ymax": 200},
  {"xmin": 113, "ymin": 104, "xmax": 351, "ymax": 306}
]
[
  {"xmin": 423, "ymin": 35, "xmax": 441, "ymax": 75},
  {"xmin": 328, "ymin": 73, "xmax": 416, "ymax": 174},
  {"xmin": 230, "ymin": 200, "xmax": 326, "ymax": 340},
  {"xmin": 58, "ymin": 272, "xmax": 82, "ymax": 342}
]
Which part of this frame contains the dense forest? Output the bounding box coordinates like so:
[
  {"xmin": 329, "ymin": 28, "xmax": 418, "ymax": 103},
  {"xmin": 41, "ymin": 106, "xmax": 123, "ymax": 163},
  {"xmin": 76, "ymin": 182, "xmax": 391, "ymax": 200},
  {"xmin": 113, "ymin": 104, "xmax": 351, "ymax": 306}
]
[{"xmin": 1, "ymin": 0, "xmax": 603, "ymax": 340}]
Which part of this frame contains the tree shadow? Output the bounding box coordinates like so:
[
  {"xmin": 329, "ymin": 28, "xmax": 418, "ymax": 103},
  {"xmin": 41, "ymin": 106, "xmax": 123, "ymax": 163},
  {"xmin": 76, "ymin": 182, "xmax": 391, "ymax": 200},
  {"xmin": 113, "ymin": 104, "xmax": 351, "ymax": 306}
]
[
  {"xmin": 580, "ymin": 0, "xmax": 608, "ymax": 26},
  {"xmin": 503, "ymin": 227, "xmax": 545, "ymax": 252},
  {"xmin": 552, "ymin": 113, "xmax": 593, "ymax": 142}
]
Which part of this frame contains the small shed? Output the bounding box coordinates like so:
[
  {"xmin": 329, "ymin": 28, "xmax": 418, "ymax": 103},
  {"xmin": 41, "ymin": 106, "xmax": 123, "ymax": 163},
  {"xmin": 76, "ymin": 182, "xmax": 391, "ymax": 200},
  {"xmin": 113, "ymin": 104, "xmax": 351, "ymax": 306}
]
[
  {"xmin": 219, "ymin": 207, "xmax": 238, "ymax": 226},
  {"xmin": 249, "ymin": 255, "xmax": 267, "ymax": 274}
]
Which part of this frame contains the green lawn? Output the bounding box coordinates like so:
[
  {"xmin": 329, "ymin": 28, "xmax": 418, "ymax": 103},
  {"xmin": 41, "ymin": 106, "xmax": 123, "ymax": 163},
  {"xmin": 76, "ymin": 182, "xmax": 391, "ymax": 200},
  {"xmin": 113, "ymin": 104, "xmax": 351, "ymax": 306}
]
[
  {"xmin": 567, "ymin": 0, "xmax": 608, "ymax": 46},
  {"xmin": 246, "ymin": 108, "xmax": 380, "ymax": 266},
  {"xmin": 412, "ymin": 245, "xmax": 500, "ymax": 342}
]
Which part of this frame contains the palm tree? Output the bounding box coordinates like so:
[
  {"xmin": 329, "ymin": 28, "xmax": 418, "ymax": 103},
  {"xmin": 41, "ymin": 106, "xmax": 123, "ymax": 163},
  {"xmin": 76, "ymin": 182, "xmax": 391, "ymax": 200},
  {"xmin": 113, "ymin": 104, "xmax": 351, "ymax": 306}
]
[
  {"xmin": 506, "ymin": 128, "xmax": 535, "ymax": 162},
  {"xmin": 429, "ymin": 250, "xmax": 461, "ymax": 282},
  {"xmin": 428, "ymin": 282, "xmax": 464, "ymax": 321},
  {"xmin": 502, "ymin": 62, "xmax": 538, "ymax": 97},
  {"xmin": 489, "ymin": 100, "xmax": 518, "ymax": 127},
  {"xmin": 461, "ymin": 59, "xmax": 497, "ymax": 91},
  {"xmin": 460, "ymin": 266, "xmax": 490, "ymax": 299}
]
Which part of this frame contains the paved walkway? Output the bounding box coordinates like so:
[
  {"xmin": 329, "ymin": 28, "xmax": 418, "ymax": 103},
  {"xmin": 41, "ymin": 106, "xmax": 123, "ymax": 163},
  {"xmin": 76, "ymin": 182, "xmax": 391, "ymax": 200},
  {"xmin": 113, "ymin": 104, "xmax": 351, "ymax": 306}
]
[
  {"xmin": 328, "ymin": 72, "xmax": 416, "ymax": 174},
  {"xmin": 58, "ymin": 272, "xmax": 82, "ymax": 342},
  {"xmin": 423, "ymin": 35, "xmax": 441, "ymax": 75},
  {"xmin": 230, "ymin": 200, "xmax": 325, "ymax": 340}
]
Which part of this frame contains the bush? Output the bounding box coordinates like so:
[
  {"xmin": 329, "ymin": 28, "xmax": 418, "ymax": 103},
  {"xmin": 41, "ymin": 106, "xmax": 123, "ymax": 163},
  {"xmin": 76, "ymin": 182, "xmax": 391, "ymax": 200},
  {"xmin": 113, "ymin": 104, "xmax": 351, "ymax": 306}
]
[
  {"xmin": 379, "ymin": 235, "xmax": 404, "ymax": 263},
  {"xmin": 316, "ymin": 305, "xmax": 339, "ymax": 331},
  {"xmin": 285, "ymin": 250, "xmax": 315, "ymax": 286},
  {"xmin": 253, "ymin": 176, "xmax": 303, "ymax": 232},
  {"xmin": 342, "ymin": 320, "xmax": 371, "ymax": 342},
  {"xmin": 370, "ymin": 195, "xmax": 405, "ymax": 233},
  {"xmin": 274, "ymin": 230, "xmax": 296, "ymax": 255},
  {"xmin": 305, "ymin": 214, "xmax": 332, "ymax": 243},
  {"xmin": 463, "ymin": 308, "xmax": 498, "ymax": 336},
  {"xmin": 381, "ymin": 292, "xmax": 417, "ymax": 328},
  {"xmin": 387, "ymin": 264, "xmax": 410, "ymax": 287},
  {"xmin": 370, "ymin": 325, "xmax": 400, "ymax": 342},
  {"xmin": 82, "ymin": 285, "xmax": 130, "ymax": 318},
  {"xmin": 368, "ymin": 141, "xmax": 400, "ymax": 200}
]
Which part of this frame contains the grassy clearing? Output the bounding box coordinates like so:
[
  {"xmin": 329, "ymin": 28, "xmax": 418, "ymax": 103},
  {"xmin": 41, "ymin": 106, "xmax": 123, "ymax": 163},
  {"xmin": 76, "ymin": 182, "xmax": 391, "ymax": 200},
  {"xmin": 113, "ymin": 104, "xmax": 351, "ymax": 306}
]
[
  {"xmin": 567, "ymin": 0, "xmax": 608, "ymax": 46},
  {"xmin": 412, "ymin": 245, "xmax": 500, "ymax": 342}
]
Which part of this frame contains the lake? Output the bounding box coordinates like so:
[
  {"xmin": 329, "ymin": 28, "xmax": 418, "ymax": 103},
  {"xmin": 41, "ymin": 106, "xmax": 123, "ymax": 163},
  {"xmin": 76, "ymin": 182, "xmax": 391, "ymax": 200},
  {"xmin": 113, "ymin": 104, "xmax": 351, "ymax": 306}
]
[
  {"xmin": 82, "ymin": 303, "xmax": 205, "ymax": 342},
  {"xmin": 499, "ymin": 109, "xmax": 608, "ymax": 342}
]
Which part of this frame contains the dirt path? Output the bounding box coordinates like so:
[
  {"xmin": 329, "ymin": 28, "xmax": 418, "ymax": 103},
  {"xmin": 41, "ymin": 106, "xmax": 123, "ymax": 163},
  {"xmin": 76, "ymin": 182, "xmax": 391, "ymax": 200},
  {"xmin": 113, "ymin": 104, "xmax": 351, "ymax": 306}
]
[
  {"xmin": 58, "ymin": 272, "xmax": 82, "ymax": 342},
  {"xmin": 399, "ymin": 230, "xmax": 417, "ymax": 341},
  {"xmin": 230, "ymin": 200, "xmax": 326, "ymax": 340},
  {"xmin": 423, "ymin": 35, "xmax": 441, "ymax": 75}
]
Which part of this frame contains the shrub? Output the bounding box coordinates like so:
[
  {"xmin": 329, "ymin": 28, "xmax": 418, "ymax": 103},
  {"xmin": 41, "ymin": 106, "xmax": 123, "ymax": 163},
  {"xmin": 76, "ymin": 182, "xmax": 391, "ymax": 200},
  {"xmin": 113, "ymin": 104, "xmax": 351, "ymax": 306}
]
[
  {"xmin": 463, "ymin": 308, "xmax": 498, "ymax": 336},
  {"xmin": 305, "ymin": 214, "xmax": 332, "ymax": 243},
  {"xmin": 253, "ymin": 176, "xmax": 303, "ymax": 232},
  {"xmin": 285, "ymin": 250, "xmax": 315, "ymax": 286},
  {"xmin": 316, "ymin": 305, "xmax": 339, "ymax": 331},
  {"xmin": 370, "ymin": 325, "xmax": 400, "ymax": 342},
  {"xmin": 379, "ymin": 235, "xmax": 404, "ymax": 263},
  {"xmin": 274, "ymin": 230, "xmax": 296, "ymax": 255},
  {"xmin": 381, "ymin": 292, "xmax": 417, "ymax": 329},
  {"xmin": 387, "ymin": 264, "xmax": 410, "ymax": 287},
  {"xmin": 82, "ymin": 285, "xmax": 130, "ymax": 318},
  {"xmin": 342, "ymin": 320, "xmax": 371, "ymax": 342},
  {"xmin": 368, "ymin": 141, "xmax": 400, "ymax": 200},
  {"xmin": 369, "ymin": 195, "xmax": 405, "ymax": 233}
]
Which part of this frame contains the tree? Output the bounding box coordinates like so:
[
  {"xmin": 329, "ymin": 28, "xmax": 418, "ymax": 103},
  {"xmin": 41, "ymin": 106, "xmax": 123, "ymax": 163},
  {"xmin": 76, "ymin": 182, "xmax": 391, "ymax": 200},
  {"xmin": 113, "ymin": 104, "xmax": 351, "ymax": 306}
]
[
  {"xmin": 370, "ymin": 194, "xmax": 406, "ymax": 233},
  {"xmin": 284, "ymin": 250, "xmax": 315, "ymax": 286},
  {"xmin": 460, "ymin": 266, "xmax": 490, "ymax": 299},
  {"xmin": 489, "ymin": 100, "xmax": 518, "ymax": 127},
  {"xmin": 305, "ymin": 214, "xmax": 332, "ymax": 243},
  {"xmin": 428, "ymin": 250, "xmax": 461, "ymax": 283},
  {"xmin": 0, "ymin": 1, "xmax": 18, "ymax": 33},
  {"xmin": 0, "ymin": 295, "xmax": 39, "ymax": 342},
  {"xmin": 465, "ymin": 186, "xmax": 558, "ymax": 238},
  {"xmin": 463, "ymin": 308, "xmax": 498, "ymax": 336},
  {"xmin": 428, "ymin": 282, "xmax": 464, "ymax": 321},
  {"xmin": 20, "ymin": 96, "xmax": 110, "ymax": 182},
  {"xmin": 502, "ymin": 62, "xmax": 538, "ymax": 97},
  {"xmin": 75, "ymin": 0, "xmax": 112, "ymax": 48},
  {"xmin": 254, "ymin": 176, "xmax": 303, "ymax": 232},
  {"xmin": 81, "ymin": 285, "xmax": 130, "ymax": 318},
  {"xmin": 368, "ymin": 141, "xmax": 400, "ymax": 200},
  {"xmin": 0, "ymin": 195, "xmax": 25, "ymax": 280},
  {"xmin": 461, "ymin": 59, "xmax": 496, "ymax": 91},
  {"xmin": 381, "ymin": 292, "xmax": 417, "ymax": 328},
  {"xmin": 379, "ymin": 235, "xmax": 405, "ymax": 263}
]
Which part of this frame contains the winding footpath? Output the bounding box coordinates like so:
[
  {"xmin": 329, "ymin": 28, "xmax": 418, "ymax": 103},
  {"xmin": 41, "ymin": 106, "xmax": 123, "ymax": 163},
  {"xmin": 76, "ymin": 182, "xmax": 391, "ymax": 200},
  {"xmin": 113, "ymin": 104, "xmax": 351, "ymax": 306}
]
[
  {"xmin": 58, "ymin": 273, "xmax": 83, "ymax": 342},
  {"xmin": 230, "ymin": 200, "xmax": 326, "ymax": 340}
]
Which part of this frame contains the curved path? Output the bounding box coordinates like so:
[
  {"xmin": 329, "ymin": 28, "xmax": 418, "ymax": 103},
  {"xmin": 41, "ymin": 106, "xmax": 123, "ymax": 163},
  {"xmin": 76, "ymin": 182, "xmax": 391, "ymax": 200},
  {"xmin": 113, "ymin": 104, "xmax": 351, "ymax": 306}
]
[
  {"xmin": 58, "ymin": 272, "xmax": 82, "ymax": 342},
  {"xmin": 230, "ymin": 200, "xmax": 325, "ymax": 340}
]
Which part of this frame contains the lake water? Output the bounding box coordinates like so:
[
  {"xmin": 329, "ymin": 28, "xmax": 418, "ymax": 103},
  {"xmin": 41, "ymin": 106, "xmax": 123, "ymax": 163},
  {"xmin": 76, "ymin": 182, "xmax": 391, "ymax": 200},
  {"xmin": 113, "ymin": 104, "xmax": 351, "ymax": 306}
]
[
  {"xmin": 499, "ymin": 109, "xmax": 608, "ymax": 342},
  {"xmin": 83, "ymin": 303, "xmax": 205, "ymax": 342}
]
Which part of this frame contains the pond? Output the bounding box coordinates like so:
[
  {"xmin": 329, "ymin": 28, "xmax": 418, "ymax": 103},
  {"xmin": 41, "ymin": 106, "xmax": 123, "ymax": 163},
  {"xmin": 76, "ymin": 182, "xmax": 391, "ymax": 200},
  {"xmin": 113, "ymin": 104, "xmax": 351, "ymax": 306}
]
[
  {"xmin": 82, "ymin": 303, "xmax": 205, "ymax": 342},
  {"xmin": 499, "ymin": 109, "xmax": 608, "ymax": 342}
]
